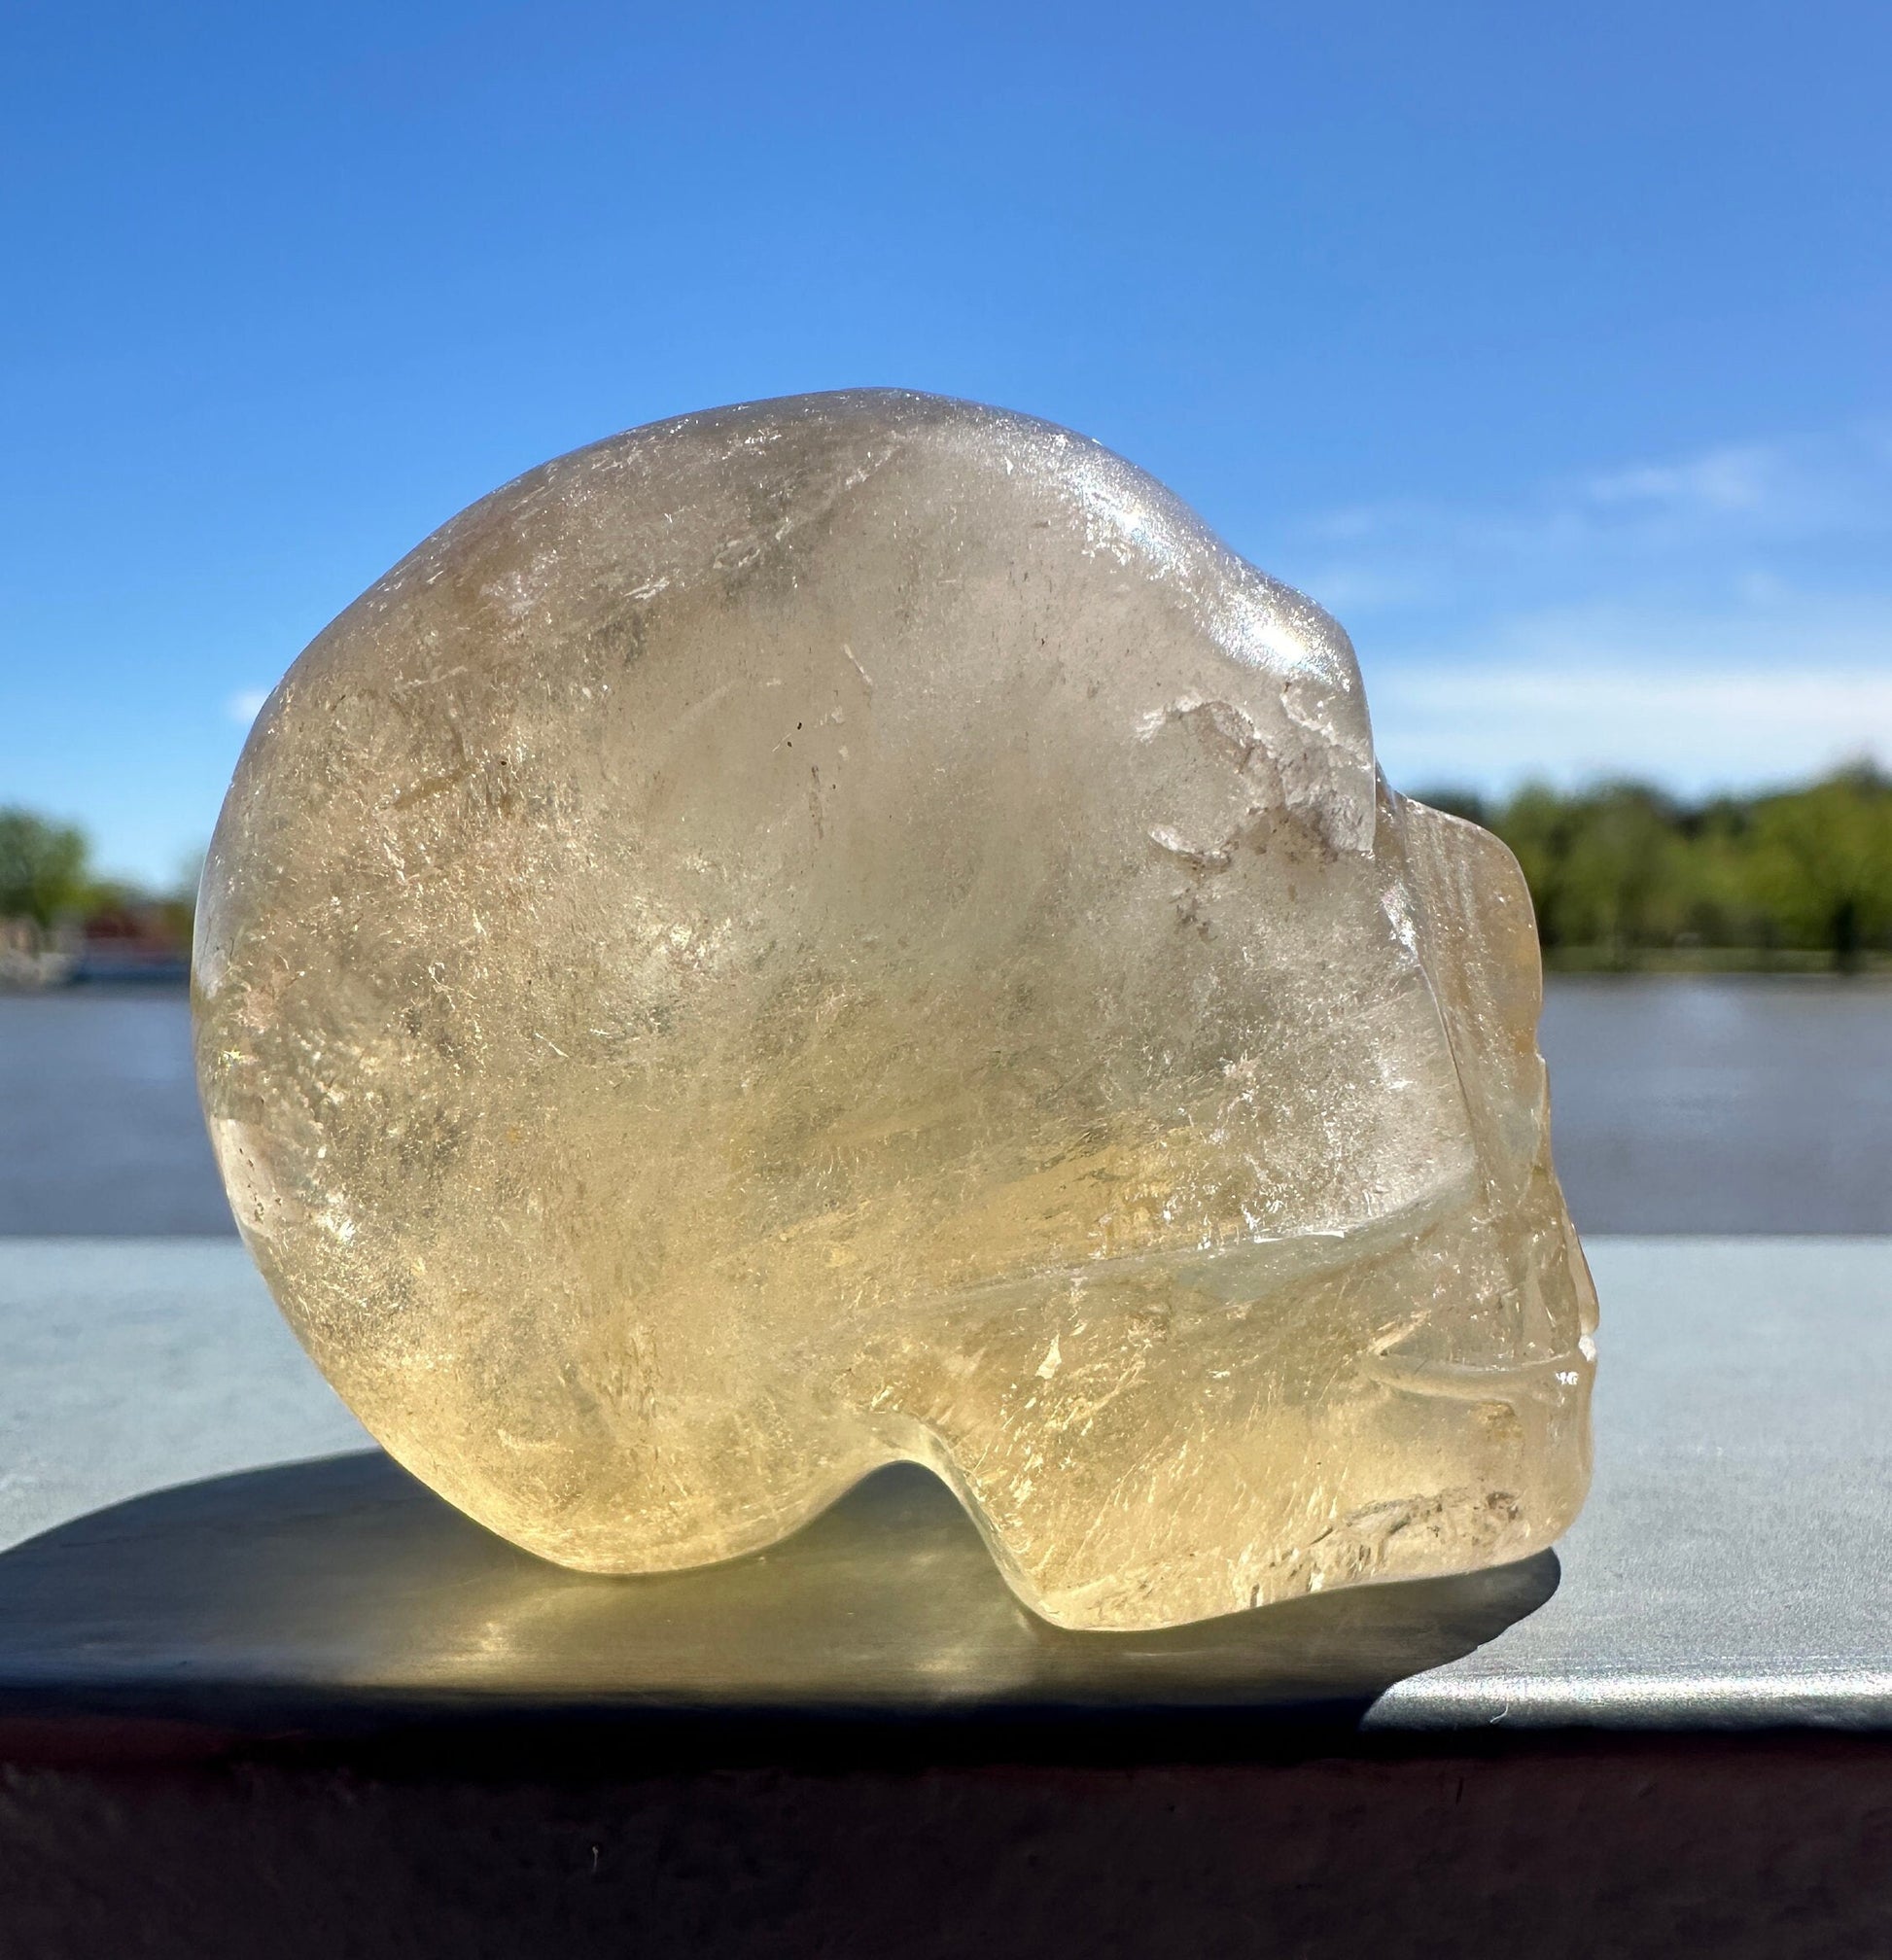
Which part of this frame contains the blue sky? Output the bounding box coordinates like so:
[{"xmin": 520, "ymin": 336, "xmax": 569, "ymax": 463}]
[{"xmin": 4, "ymin": 1, "xmax": 1889, "ymax": 886}]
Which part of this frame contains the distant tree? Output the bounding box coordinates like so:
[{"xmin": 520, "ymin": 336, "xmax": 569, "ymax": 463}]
[
  {"xmin": 0, "ymin": 809, "xmax": 92, "ymax": 928},
  {"xmin": 1748, "ymin": 766, "xmax": 1892, "ymax": 969},
  {"xmin": 1554, "ymin": 785, "xmax": 1688, "ymax": 962},
  {"xmin": 1460, "ymin": 769, "xmax": 1892, "ymax": 966},
  {"xmin": 154, "ymin": 845, "xmax": 204, "ymax": 951},
  {"xmin": 1676, "ymin": 801, "xmax": 1768, "ymax": 949},
  {"xmin": 1487, "ymin": 784, "xmax": 1577, "ymax": 948}
]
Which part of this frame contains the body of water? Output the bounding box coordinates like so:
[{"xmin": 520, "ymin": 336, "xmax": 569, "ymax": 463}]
[
  {"xmin": 1542, "ymin": 978, "xmax": 1892, "ymax": 1234},
  {"xmin": 0, "ymin": 990, "xmax": 228, "ymax": 1235},
  {"xmin": 1, "ymin": 978, "xmax": 1887, "ymax": 1236}
]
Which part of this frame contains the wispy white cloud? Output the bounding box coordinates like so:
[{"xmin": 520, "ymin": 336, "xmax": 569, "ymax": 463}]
[
  {"xmin": 1286, "ymin": 423, "xmax": 1892, "ymax": 624},
  {"xmin": 1379, "ymin": 664, "xmax": 1892, "ymax": 794},
  {"xmin": 1582, "ymin": 442, "xmax": 1775, "ymax": 516},
  {"xmin": 1368, "ymin": 593, "xmax": 1892, "ymax": 794},
  {"xmin": 1279, "ymin": 423, "xmax": 1892, "ymax": 793},
  {"xmin": 226, "ymin": 687, "xmax": 269, "ymax": 725}
]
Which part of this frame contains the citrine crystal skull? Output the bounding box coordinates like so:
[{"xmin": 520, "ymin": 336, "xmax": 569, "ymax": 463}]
[{"xmin": 194, "ymin": 390, "xmax": 1595, "ymax": 1632}]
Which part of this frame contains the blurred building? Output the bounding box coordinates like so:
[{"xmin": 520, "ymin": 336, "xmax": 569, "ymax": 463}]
[{"xmin": 68, "ymin": 903, "xmax": 192, "ymax": 985}]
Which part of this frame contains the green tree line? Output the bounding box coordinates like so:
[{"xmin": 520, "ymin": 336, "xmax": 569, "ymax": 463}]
[
  {"xmin": 0, "ymin": 808, "xmax": 196, "ymax": 944},
  {"xmin": 7, "ymin": 774, "xmax": 1892, "ymax": 971},
  {"xmin": 1421, "ymin": 765, "xmax": 1892, "ymax": 970}
]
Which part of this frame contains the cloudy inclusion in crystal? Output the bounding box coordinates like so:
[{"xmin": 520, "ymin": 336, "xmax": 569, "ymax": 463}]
[{"xmin": 194, "ymin": 391, "xmax": 1595, "ymax": 1632}]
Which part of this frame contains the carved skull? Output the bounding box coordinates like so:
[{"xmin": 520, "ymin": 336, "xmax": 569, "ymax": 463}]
[{"xmin": 195, "ymin": 390, "xmax": 1594, "ymax": 1632}]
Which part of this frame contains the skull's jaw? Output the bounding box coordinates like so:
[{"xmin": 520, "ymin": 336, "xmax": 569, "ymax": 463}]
[
  {"xmin": 848, "ymin": 796, "xmax": 1594, "ymax": 1634},
  {"xmin": 855, "ymin": 1175, "xmax": 1594, "ymax": 1633}
]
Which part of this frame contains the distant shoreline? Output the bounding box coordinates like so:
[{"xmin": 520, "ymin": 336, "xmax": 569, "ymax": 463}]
[
  {"xmin": 6, "ymin": 963, "xmax": 1892, "ymax": 1000},
  {"xmin": 0, "ymin": 974, "xmax": 190, "ymax": 997},
  {"xmin": 1543, "ymin": 948, "xmax": 1892, "ymax": 977}
]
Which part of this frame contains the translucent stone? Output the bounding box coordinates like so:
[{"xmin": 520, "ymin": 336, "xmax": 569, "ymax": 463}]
[{"xmin": 194, "ymin": 391, "xmax": 1595, "ymax": 1632}]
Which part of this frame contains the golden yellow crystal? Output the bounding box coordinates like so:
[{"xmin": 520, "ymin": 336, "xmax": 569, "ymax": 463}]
[{"xmin": 194, "ymin": 391, "xmax": 1595, "ymax": 1631}]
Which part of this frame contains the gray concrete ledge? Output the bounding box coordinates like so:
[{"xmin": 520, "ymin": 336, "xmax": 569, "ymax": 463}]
[{"xmin": 0, "ymin": 1237, "xmax": 1888, "ymax": 1740}]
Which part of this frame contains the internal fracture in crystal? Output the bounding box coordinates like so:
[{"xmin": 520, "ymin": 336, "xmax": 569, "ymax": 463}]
[{"xmin": 194, "ymin": 391, "xmax": 1596, "ymax": 1632}]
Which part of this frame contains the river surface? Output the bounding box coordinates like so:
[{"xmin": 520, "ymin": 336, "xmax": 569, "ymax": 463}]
[{"xmin": 1, "ymin": 978, "xmax": 1887, "ymax": 1236}]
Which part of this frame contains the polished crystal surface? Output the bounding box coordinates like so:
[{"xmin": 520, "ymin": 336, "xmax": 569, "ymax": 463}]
[{"xmin": 194, "ymin": 390, "xmax": 1595, "ymax": 1632}]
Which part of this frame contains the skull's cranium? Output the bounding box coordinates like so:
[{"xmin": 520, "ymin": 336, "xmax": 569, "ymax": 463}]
[{"xmin": 195, "ymin": 390, "xmax": 1594, "ymax": 1632}]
